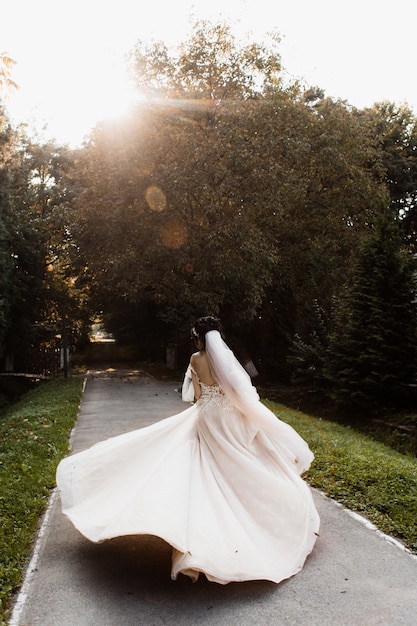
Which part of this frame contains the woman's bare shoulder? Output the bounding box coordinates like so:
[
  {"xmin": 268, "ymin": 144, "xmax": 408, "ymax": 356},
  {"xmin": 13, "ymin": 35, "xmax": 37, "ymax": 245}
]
[
  {"xmin": 190, "ymin": 351, "xmax": 201, "ymax": 373},
  {"xmin": 190, "ymin": 351, "xmax": 216, "ymax": 385},
  {"xmin": 191, "ymin": 351, "xmax": 209, "ymax": 365},
  {"xmin": 190, "ymin": 351, "xmax": 200, "ymax": 365}
]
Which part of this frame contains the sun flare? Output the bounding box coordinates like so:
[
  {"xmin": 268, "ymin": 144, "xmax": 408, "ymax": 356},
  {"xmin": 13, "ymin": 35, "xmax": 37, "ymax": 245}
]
[{"xmin": 2, "ymin": 0, "xmax": 417, "ymax": 147}]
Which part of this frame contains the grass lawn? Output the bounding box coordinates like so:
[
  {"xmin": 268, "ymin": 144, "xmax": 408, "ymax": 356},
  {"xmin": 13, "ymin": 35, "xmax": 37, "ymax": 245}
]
[
  {"xmin": 0, "ymin": 376, "xmax": 83, "ymax": 625},
  {"xmin": 265, "ymin": 400, "xmax": 417, "ymax": 555},
  {"xmin": 0, "ymin": 375, "xmax": 416, "ymax": 624}
]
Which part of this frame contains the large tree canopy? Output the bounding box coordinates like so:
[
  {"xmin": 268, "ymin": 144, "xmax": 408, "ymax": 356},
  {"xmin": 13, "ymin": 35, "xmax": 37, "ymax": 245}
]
[
  {"xmin": 72, "ymin": 99, "xmax": 280, "ymax": 332},
  {"xmin": 65, "ymin": 21, "xmax": 399, "ymax": 368},
  {"xmin": 2, "ymin": 20, "xmax": 417, "ymax": 403}
]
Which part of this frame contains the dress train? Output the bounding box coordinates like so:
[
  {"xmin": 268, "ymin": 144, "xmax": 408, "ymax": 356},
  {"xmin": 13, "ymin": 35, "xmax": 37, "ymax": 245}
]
[{"xmin": 57, "ymin": 374, "xmax": 319, "ymax": 584}]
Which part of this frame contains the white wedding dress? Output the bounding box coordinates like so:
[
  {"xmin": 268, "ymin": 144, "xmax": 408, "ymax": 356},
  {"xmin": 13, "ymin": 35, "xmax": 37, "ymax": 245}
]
[{"xmin": 56, "ymin": 331, "xmax": 319, "ymax": 585}]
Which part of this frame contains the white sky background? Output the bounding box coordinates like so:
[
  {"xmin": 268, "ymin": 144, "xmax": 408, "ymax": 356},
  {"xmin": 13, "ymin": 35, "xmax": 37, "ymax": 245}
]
[{"xmin": 1, "ymin": 0, "xmax": 417, "ymax": 146}]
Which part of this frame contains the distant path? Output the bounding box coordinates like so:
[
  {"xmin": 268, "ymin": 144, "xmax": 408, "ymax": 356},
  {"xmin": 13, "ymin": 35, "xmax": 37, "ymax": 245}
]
[{"xmin": 10, "ymin": 368, "xmax": 417, "ymax": 626}]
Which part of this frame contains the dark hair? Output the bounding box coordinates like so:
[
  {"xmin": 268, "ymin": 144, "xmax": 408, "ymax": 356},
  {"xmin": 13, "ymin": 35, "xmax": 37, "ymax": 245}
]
[{"xmin": 191, "ymin": 316, "xmax": 222, "ymax": 348}]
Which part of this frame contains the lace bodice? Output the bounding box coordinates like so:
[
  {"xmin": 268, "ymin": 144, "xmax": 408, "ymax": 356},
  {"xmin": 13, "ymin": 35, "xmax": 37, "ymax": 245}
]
[
  {"xmin": 198, "ymin": 381, "xmax": 233, "ymax": 412},
  {"xmin": 187, "ymin": 363, "xmax": 232, "ymax": 412},
  {"xmin": 200, "ymin": 382, "xmax": 223, "ymax": 400}
]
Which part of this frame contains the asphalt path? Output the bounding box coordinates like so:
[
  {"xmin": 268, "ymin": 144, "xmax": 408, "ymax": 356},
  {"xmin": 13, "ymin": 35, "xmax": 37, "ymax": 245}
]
[{"xmin": 10, "ymin": 368, "xmax": 417, "ymax": 626}]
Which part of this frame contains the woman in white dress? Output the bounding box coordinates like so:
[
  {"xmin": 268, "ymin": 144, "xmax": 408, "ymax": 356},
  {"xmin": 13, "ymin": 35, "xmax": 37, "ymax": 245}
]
[{"xmin": 56, "ymin": 316, "xmax": 319, "ymax": 584}]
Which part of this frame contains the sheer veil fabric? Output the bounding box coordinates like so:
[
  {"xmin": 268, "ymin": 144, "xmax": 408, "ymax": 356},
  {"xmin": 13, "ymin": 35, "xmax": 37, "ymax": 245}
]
[
  {"xmin": 204, "ymin": 331, "xmax": 315, "ymax": 473},
  {"xmin": 57, "ymin": 330, "xmax": 320, "ymax": 585}
]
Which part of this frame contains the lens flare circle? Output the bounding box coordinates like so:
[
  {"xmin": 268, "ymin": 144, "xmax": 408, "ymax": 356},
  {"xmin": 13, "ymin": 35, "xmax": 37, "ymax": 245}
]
[
  {"xmin": 159, "ymin": 220, "xmax": 187, "ymax": 249},
  {"xmin": 146, "ymin": 185, "xmax": 166, "ymax": 212}
]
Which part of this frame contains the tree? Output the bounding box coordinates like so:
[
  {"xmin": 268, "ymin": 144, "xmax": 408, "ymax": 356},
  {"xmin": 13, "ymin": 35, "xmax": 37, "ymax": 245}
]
[
  {"xmin": 0, "ymin": 53, "xmax": 17, "ymax": 96},
  {"xmin": 1, "ymin": 133, "xmax": 90, "ymax": 373},
  {"xmin": 359, "ymin": 102, "xmax": 417, "ymax": 251},
  {"xmin": 324, "ymin": 212, "xmax": 417, "ymax": 412},
  {"xmin": 67, "ymin": 21, "xmax": 390, "ymax": 370},
  {"xmin": 245, "ymin": 95, "xmax": 387, "ymax": 379},
  {"xmin": 129, "ymin": 20, "xmax": 282, "ymax": 100},
  {"xmin": 276, "ymin": 97, "xmax": 388, "ymax": 329},
  {"xmin": 285, "ymin": 100, "xmax": 417, "ymax": 388},
  {"xmin": 68, "ymin": 20, "xmax": 289, "ymax": 346},
  {"xmin": 70, "ymin": 98, "xmax": 280, "ymax": 343},
  {"xmin": 0, "ymin": 104, "xmax": 19, "ymax": 358}
]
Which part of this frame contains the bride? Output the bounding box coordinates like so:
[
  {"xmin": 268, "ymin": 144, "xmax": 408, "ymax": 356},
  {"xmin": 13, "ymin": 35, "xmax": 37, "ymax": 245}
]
[{"xmin": 56, "ymin": 316, "xmax": 319, "ymax": 585}]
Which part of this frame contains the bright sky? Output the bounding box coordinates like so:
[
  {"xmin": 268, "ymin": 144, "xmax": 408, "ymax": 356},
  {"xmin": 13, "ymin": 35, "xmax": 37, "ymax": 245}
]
[{"xmin": 1, "ymin": 0, "xmax": 416, "ymax": 147}]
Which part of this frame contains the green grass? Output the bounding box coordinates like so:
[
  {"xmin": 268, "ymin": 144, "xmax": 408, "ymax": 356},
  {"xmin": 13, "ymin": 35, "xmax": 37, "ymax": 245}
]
[
  {"xmin": 0, "ymin": 376, "xmax": 83, "ymax": 625},
  {"xmin": 265, "ymin": 400, "xmax": 417, "ymax": 554},
  {"xmin": 359, "ymin": 413, "xmax": 417, "ymax": 457}
]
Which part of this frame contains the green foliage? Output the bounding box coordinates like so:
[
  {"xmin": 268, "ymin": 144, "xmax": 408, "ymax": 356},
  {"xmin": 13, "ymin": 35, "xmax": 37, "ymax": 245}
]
[
  {"xmin": 362, "ymin": 102, "xmax": 417, "ymax": 251},
  {"xmin": 3, "ymin": 19, "xmax": 417, "ymax": 405},
  {"xmin": 0, "ymin": 376, "xmax": 83, "ymax": 622},
  {"xmin": 129, "ymin": 20, "xmax": 282, "ymax": 100},
  {"xmin": 0, "ymin": 105, "xmax": 19, "ymax": 358},
  {"xmin": 358, "ymin": 414, "xmax": 417, "ymax": 457},
  {"xmin": 71, "ymin": 92, "xmax": 385, "ymax": 356},
  {"xmin": 324, "ymin": 213, "xmax": 417, "ymax": 411},
  {"xmin": 265, "ymin": 400, "xmax": 417, "ymax": 553},
  {"xmin": 287, "ymin": 299, "xmax": 332, "ymax": 387},
  {"xmin": 0, "ymin": 202, "xmax": 12, "ymax": 356},
  {"xmin": 72, "ymin": 98, "xmax": 282, "ymax": 334},
  {"xmin": 1, "ymin": 135, "xmax": 91, "ymax": 371}
]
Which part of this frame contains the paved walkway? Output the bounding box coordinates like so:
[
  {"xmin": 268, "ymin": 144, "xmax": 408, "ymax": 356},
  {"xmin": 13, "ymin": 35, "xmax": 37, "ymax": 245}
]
[{"xmin": 10, "ymin": 368, "xmax": 417, "ymax": 626}]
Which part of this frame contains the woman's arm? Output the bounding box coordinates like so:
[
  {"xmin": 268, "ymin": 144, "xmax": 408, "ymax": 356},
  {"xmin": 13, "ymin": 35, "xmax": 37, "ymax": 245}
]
[
  {"xmin": 191, "ymin": 369, "xmax": 201, "ymax": 400},
  {"xmin": 190, "ymin": 353, "xmax": 202, "ymax": 400}
]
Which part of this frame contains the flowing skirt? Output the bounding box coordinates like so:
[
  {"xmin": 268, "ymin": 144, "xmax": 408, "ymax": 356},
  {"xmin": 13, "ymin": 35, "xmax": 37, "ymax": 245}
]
[{"xmin": 56, "ymin": 388, "xmax": 319, "ymax": 584}]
